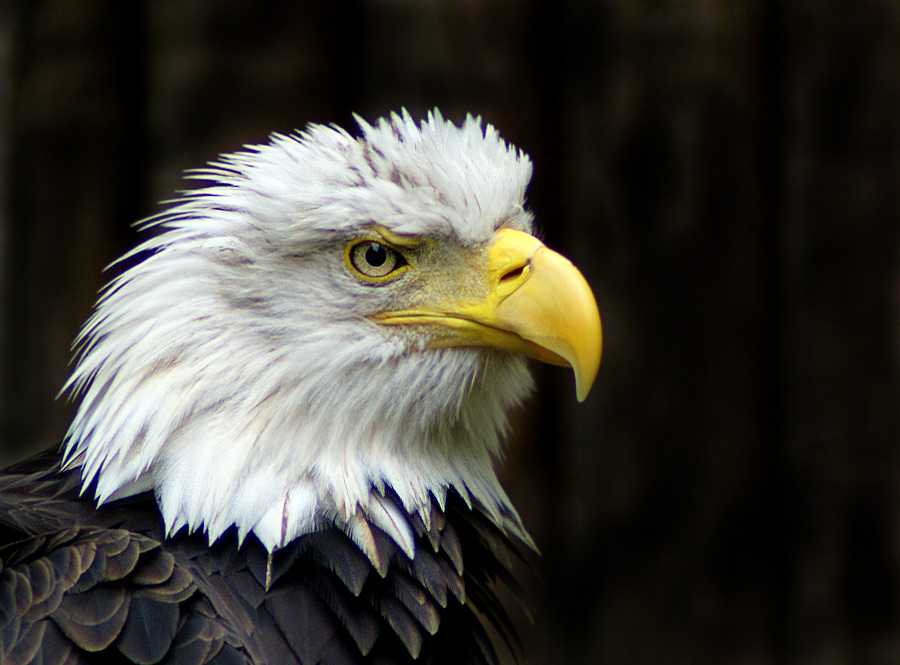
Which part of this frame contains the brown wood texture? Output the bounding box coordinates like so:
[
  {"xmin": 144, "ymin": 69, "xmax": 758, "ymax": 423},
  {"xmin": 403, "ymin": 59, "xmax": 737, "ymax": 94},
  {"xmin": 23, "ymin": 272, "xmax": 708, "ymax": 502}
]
[{"xmin": 1, "ymin": 1, "xmax": 898, "ymax": 663}]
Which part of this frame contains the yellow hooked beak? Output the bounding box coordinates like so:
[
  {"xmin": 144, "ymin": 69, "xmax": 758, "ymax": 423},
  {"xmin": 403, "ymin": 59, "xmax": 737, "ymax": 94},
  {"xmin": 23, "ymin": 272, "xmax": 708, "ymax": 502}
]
[{"xmin": 372, "ymin": 228, "xmax": 602, "ymax": 401}]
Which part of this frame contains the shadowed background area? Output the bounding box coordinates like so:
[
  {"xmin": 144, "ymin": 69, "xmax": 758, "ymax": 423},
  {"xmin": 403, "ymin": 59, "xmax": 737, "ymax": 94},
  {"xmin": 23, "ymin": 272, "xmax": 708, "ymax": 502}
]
[{"xmin": 1, "ymin": 1, "xmax": 899, "ymax": 664}]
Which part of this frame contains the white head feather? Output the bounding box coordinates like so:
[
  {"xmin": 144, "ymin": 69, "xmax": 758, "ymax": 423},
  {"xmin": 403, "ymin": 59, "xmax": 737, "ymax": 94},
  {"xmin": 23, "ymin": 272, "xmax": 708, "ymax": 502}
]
[{"xmin": 62, "ymin": 110, "xmax": 536, "ymax": 555}]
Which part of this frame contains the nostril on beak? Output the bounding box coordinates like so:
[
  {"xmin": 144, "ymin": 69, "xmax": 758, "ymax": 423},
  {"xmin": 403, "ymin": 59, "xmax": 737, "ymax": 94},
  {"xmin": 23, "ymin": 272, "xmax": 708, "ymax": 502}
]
[{"xmin": 499, "ymin": 262, "xmax": 528, "ymax": 283}]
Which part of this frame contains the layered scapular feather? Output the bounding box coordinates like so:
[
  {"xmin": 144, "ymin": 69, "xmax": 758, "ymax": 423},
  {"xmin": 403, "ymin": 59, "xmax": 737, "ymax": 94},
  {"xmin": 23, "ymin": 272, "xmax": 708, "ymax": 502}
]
[{"xmin": 62, "ymin": 110, "xmax": 536, "ymax": 555}]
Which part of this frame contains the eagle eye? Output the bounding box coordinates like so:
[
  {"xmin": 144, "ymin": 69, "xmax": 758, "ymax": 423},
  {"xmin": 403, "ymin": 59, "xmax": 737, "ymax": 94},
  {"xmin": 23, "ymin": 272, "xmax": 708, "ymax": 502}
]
[{"xmin": 346, "ymin": 240, "xmax": 408, "ymax": 282}]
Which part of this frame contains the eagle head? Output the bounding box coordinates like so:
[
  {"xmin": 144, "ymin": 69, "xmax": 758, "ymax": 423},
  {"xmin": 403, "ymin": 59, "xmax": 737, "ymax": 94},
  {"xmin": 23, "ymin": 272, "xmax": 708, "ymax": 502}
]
[{"xmin": 61, "ymin": 110, "xmax": 602, "ymax": 560}]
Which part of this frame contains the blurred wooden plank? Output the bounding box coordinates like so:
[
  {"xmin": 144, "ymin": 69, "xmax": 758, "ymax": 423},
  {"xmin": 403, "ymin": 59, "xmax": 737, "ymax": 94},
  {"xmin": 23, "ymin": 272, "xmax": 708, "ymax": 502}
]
[
  {"xmin": 780, "ymin": 2, "xmax": 900, "ymax": 663},
  {"xmin": 0, "ymin": 1, "xmax": 15, "ymax": 449},
  {"xmin": 2, "ymin": 1, "xmax": 132, "ymax": 463}
]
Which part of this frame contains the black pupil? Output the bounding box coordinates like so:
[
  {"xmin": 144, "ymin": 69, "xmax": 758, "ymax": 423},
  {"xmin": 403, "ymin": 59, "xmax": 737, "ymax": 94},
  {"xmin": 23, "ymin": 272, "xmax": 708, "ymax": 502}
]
[{"xmin": 365, "ymin": 243, "xmax": 387, "ymax": 267}]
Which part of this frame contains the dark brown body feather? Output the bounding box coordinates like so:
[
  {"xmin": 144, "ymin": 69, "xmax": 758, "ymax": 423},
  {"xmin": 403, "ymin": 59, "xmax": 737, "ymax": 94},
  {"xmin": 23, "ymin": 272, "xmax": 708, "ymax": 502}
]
[{"xmin": 0, "ymin": 449, "xmax": 528, "ymax": 665}]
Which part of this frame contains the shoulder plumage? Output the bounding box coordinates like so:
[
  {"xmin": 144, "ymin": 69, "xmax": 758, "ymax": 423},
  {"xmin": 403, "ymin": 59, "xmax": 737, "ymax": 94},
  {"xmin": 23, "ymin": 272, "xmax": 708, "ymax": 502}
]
[{"xmin": 0, "ymin": 450, "xmax": 529, "ymax": 665}]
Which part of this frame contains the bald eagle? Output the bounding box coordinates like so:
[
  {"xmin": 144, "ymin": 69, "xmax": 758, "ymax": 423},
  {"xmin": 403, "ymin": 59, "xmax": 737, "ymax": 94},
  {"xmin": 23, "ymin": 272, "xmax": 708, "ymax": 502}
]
[{"xmin": 0, "ymin": 111, "xmax": 601, "ymax": 664}]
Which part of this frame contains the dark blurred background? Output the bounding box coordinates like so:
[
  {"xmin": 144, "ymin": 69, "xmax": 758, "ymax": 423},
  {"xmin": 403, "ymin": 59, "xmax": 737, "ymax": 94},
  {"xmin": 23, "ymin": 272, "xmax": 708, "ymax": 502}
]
[{"xmin": 1, "ymin": 1, "xmax": 899, "ymax": 664}]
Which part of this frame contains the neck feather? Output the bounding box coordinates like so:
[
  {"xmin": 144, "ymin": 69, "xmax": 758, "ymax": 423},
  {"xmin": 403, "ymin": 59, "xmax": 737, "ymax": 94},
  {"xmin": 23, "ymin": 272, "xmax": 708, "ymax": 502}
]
[{"xmin": 63, "ymin": 321, "xmax": 534, "ymax": 556}]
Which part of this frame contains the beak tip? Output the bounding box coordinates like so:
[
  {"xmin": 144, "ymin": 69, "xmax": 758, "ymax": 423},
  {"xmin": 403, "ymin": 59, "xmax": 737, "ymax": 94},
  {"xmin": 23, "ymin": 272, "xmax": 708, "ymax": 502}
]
[
  {"xmin": 574, "ymin": 369, "xmax": 597, "ymax": 403},
  {"xmin": 573, "ymin": 337, "xmax": 602, "ymax": 403}
]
